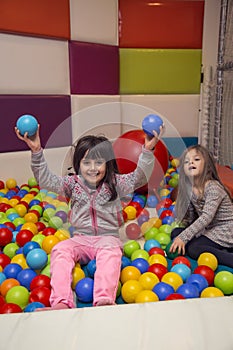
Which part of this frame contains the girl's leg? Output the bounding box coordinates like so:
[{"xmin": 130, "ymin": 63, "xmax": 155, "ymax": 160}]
[
  {"xmin": 93, "ymin": 237, "xmax": 122, "ymax": 306},
  {"xmin": 186, "ymin": 236, "xmax": 233, "ymax": 268},
  {"xmin": 39, "ymin": 237, "xmax": 95, "ymax": 311},
  {"xmin": 171, "ymin": 227, "xmax": 185, "ymax": 240}
]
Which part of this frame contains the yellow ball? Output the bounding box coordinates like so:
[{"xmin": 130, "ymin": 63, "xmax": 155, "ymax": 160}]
[
  {"xmin": 171, "ymin": 158, "xmax": 180, "ymax": 168},
  {"xmin": 11, "ymin": 254, "xmax": 28, "ymax": 269},
  {"xmin": 72, "ymin": 266, "xmax": 85, "ymax": 290},
  {"xmin": 135, "ymin": 290, "xmax": 159, "ymax": 303},
  {"xmin": 8, "ymin": 198, "xmax": 20, "ymax": 207},
  {"xmin": 201, "ymin": 286, "xmax": 224, "ymax": 298},
  {"xmin": 24, "ymin": 212, "xmax": 38, "ymax": 223},
  {"xmin": 148, "ymin": 254, "xmax": 168, "ymax": 267},
  {"xmin": 162, "ymin": 272, "xmax": 183, "ymax": 291},
  {"xmin": 141, "ymin": 221, "xmax": 153, "ymax": 235},
  {"xmin": 148, "ymin": 217, "xmax": 162, "ymax": 229},
  {"xmin": 42, "ymin": 235, "xmax": 60, "ymax": 254},
  {"xmin": 120, "ymin": 266, "xmax": 141, "ymax": 284},
  {"xmin": 14, "ymin": 204, "xmax": 28, "ymax": 217},
  {"xmin": 54, "ymin": 229, "xmax": 70, "ymax": 241},
  {"xmin": 197, "ymin": 252, "xmax": 218, "ymax": 271},
  {"xmin": 124, "ymin": 206, "xmax": 137, "ymax": 220},
  {"xmin": 121, "ymin": 280, "xmax": 143, "ymax": 303},
  {"xmin": 139, "ymin": 272, "xmax": 159, "ymax": 290},
  {"xmin": 6, "ymin": 178, "xmax": 17, "ymax": 189},
  {"xmin": 21, "ymin": 222, "xmax": 38, "ymax": 235}
]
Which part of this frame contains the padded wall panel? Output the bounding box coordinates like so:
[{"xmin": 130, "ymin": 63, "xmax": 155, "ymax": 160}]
[
  {"xmin": 0, "ymin": 34, "xmax": 70, "ymax": 94},
  {"xmin": 69, "ymin": 41, "xmax": 119, "ymax": 94},
  {"xmin": 0, "ymin": 95, "xmax": 72, "ymax": 152},
  {"xmin": 71, "ymin": 95, "xmax": 121, "ymax": 142},
  {"xmin": 0, "ymin": 0, "xmax": 70, "ymax": 39},
  {"xmin": 120, "ymin": 49, "xmax": 202, "ymax": 94},
  {"xmin": 120, "ymin": 94, "xmax": 200, "ymax": 137},
  {"xmin": 119, "ymin": 0, "xmax": 204, "ymax": 49},
  {"xmin": 70, "ymin": 0, "xmax": 118, "ymax": 45}
]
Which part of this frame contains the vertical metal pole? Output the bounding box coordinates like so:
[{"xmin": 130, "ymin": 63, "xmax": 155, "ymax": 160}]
[{"xmin": 214, "ymin": 0, "xmax": 228, "ymax": 161}]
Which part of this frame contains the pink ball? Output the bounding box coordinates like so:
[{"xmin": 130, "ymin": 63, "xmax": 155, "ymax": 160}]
[{"xmin": 125, "ymin": 223, "xmax": 141, "ymax": 240}]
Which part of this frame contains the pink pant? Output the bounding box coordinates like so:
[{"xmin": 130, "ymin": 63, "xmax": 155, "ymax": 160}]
[{"xmin": 50, "ymin": 234, "xmax": 123, "ymax": 308}]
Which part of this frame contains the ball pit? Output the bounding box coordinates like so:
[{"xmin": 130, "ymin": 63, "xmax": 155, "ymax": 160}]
[{"xmin": 0, "ymin": 149, "xmax": 233, "ymax": 314}]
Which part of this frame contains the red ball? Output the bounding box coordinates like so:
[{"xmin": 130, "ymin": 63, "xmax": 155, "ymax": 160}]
[
  {"xmin": 0, "ymin": 295, "xmax": 6, "ymax": 308},
  {"xmin": 16, "ymin": 229, "xmax": 34, "ymax": 247},
  {"xmin": 128, "ymin": 201, "xmax": 143, "ymax": 216},
  {"xmin": 0, "ymin": 303, "xmax": 22, "ymax": 314},
  {"xmin": 159, "ymin": 210, "xmax": 173, "ymax": 220},
  {"xmin": 35, "ymin": 221, "xmax": 46, "ymax": 232},
  {"xmin": 172, "ymin": 256, "xmax": 191, "ymax": 268},
  {"xmin": 148, "ymin": 247, "xmax": 165, "ymax": 256},
  {"xmin": 0, "ymin": 253, "xmax": 11, "ymax": 269},
  {"xmin": 148, "ymin": 263, "xmax": 168, "ymax": 280},
  {"xmin": 0, "ymin": 203, "xmax": 12, "ymax": 213},
  {"xmin": 194, "ymin": 265, "xmax": 215, "ymax": 286},
  {"xmin": 165, "ymin": 293, "xmax": 185, "ymax": 301},
  {"xmin": 29, "ymin": 286, "xmax": 51, "ymax": 306},
  {"xmin": 0, "ymin": 228, "xmax": 13, "ymax": 247},
  {"xmin": 42, "ymin": 227, "xmax": 56, "ymax": 236},
  {"xmin": 4, "ymin": 222, "xmax": 16, "ymax": 231},
  {"xmin": 125, "ymin": 223, "xmax": 141, "ymax": 240},
  {"xmin": 30, "ymin": 274, "xmax": 51, "ymax": 291},
  {"xmin": 0, "ymin": 180, "xmax": 5, "ymax": 190},
  {"xmin": 113, "ymin": 130, "xmax": 169, "ymax": 193}
]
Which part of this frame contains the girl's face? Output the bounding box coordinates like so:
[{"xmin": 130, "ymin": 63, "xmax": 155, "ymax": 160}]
[
  {"xmin": 80, "ymin": 151, "xmax": 106, "ymax": 187},
  {"xmin": 183, "ymin": 149, "xmax": 205, "ymax": 179}
]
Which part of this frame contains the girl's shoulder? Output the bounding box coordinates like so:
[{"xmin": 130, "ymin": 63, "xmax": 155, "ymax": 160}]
[{"xmin": 204, "ymin": 179, "xmax": 226, "ymax": 194}]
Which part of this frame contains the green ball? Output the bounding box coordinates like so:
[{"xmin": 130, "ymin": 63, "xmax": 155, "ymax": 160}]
[
  {"xmin": 165, "ymin": 241, "xmax": 180, "ymax": 259},
  {"xmin": 123, "ymin": 240, "xmax": 140, "ymax": 258},
  {"xmin": 48, "ymin": 216, "xmax": 63, "ymax": 229},
  {"xmin": 3, "ymin": 242, "xmax": 19, "ymax": 259},
  {"xmin": 6, "ymin": 286, "xmax": 29, "ymax": 309},
  {"xmin": 31, "ymin": 233, "xmax": 45, "ymax": 247},
  {"xmin": 131, "ymin": 249, "xmax": 149, "ymax": 261},
  {"xmin": 13, "ymin": 217, "xmax": 25, "ymax": 227},
  {"xmin": 154, "ymin": 232, "xmax": 171, "ymax": 249},
  {"xmin": 144, "ymin": 227, "xmax": 159, "ymax": 241},
  {"xmin": 28, "ymin": 177, "xmax": 38, "ymax": 187},
  {"xmin": 30, "ymin": 204, "xmax": 43, "ymax": 216},
  {"xmin": 214, "ymin": 271, "xmax": 233, "ymax": 295},
  {"xmin": 43, "ymin": 208, "xmax": 56, "ymax": 221},
  {"xmin": 40, "ymin": 263, "xmax": 50, "ymax": 277},
  {"xmin": 159, "ymin": 224, "xmax": 172, "ymax": 235}
]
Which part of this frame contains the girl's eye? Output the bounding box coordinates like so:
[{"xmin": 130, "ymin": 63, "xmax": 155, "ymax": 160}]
[
  {"xmin": 184, "ymin": 160, "xmax": 189, "ymax": 164},
  {"xmin": 96, "ymin": 160, "xmax": 105, "ymax": 166}
]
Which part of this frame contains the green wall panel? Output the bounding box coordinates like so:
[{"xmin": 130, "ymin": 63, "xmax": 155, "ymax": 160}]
[{"xmin": 120, "ymin": 49, "xmax": 202, "ymax": 94}]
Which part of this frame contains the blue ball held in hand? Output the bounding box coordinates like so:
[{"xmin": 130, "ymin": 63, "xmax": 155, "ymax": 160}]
[
  {"xmin": 142, "ymin": 114, "xmax": 163, "ymax": 137},
  {"xmin": 16, "ymin": 114, "xmax": 38, "ymax": 137}
]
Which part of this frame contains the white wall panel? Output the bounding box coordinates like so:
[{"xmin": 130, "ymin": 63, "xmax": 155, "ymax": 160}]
[
  {"xmin": 70, "ymin": 0, "xmax": 118, "ymax": 45},
  {"xmin": 0, "ymin": 34, "xmax": 70, "ymax": 94}
]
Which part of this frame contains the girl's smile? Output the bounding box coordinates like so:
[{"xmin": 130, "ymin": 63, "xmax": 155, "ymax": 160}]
[{"xmin": 80, "ymin": 157, "xmax": 106, "ymax": 187}]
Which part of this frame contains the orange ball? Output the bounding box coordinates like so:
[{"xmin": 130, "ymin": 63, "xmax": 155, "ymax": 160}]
[{"xmin": 0, "ymin": 278, "xmax": 20, "ymax": 297}]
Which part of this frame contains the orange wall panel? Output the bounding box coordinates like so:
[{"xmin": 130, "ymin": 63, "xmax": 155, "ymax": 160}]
[
  {"xmin": 0, "ymin": 0, "xmax": 70, "ymax": 39},
  {"xmin": 119, "ymin": 0, "xmax": 204, "ymax": 49}
]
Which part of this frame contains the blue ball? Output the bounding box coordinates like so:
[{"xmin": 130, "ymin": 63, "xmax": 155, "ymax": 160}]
[
  {"xmin": 16, "ymin": 114, "xmax": 38, "ymax": 137},
  {"xmin": 75, "ymin": 277, "xmax": 94, "ymax": 303},
  {"xmin": 121, "ymin": 256, "xmax": 131, "ymax": 269},
  {"xmin": 143, "ymin": 239, "xmax": 160, "ymax": 252},
  {"xmin": 86, "ymin": 259, "xmax": 96, "ymax": 278},
  {"xmin": 142, "ymin": 114, "xmax": 163, "ymax": 137},
  {"xmin": 24, "ymin": 302, "xmax": 45, "ymax": 312},
  {"xmin": 3, "ymin": 263, "xmax": 22, "ymax": 279},
  {"xmin": 23, "ymin": 241, "xmax": 40, "ymax": 256},
  {"xmin": 176, "ymin": 283, "xmax": 199, "ymax": 299},
  {"xmin": 17, "ymin": 268, "xmax": 37, "ymax": 290},
  {"xmin": 186, "ymin": 273, "xmax": 208, "ymax": 293},
  {"xmin": 171, "ymin": 263, "xmax": 192, "ymax": 282},
  {"xmin": 131, "ymin": 258, "xmax": 149, "ymax": 274},
  {"xmin": 147, "ymin": 195, "xmax": 159, "ymax": 208},
  {"xmin": 26, "ymin": 248, "xmax": 48, "ymax": 270},
  {"xmin": 152, "ymin": 282, "xmax": 174, "ymax": 301}
]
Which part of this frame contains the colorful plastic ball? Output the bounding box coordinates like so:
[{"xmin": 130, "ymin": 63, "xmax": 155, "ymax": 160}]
[
  {"xmin": 0, "ymin": 253, "xmax": 11, "ymax": 268},
  {"xmin": 137, "ymin": 214, "xmax": 149, "ymax": 227},
  {"xmin": 30, "ymin": 274, "xmax": 51, "ymax": 291},
  {"xmin": 16, "ymin": 114, "xmax": 38, "ymax": 137},
  {"xmin": 131, "ymin": 258, "xmax": 149, "ymax": 274},
  {"xmin": 172, "ymin": 256, "xmax": 191, "ymax": 269},
  {"xmin": 142, "ymin": 114, "xmax": 163, "ymax": 137},
  {"xmin": 197, "ymin": 252, "xmax": 218, "ymax": 271},
  {"xmin": 143, "ymin": 239, "xmax": 160, "ymax": 252},
  {"xmin": 124, "ymin": 206, "xmax": 137, "ymax": 220},
  {"xmin": 121, "ymin": 280, "xmax": 143, "ymax": 303},
  {"xmin": 154, "ymin": 232, "xmax": 171, "ymax": 249},
  {"xmin": 201, "ymin": 286, "xmax": 224, "ymax": 298},
  {"xmin": 139, "ymin": 272, "xmax": 159, "ymax": 290},
  {"xmin": 75, "ymin": 277, "xmax": 94, "ymax": 303},
  {"xmin": 194, "ymin": 265, "xmax": 215, "ymax": 286},
  {"xmin": 31, "ymin": 233, "xmax": 45, "ymax": 247},
  {"xmin": 152, "ymin": 281, "xmax": 175, "ymax": 300},
  {"xmin": 135, "ymin": 289, "xmax": 159, "ymax": 303},
  {"xmin": 24, "ymin": 301, "xmax": 45, "ymax": 312},
  {"xmin": 120, "ymin": 266, "xmax": 141, "ymax": 284},
  {"xmin": 6, "ymin": 178, "xmax": 17, "ymax": 190},
  {"xmin": 29, "ymin": 286, "xmax": 51, "ymax": 306},
  {"xmin": 16, "ymin": 229, "xmax": 34, "ymax": 247},
  {"xmin": 6, "ymin": 285, "xmax": 29, "ymax": 309},
  {"xmin": 147, "ymin": 195, "xmax": 159, "ymax": 208},
  {"xmin": 3, "ymin": 263, "xmax": 22, "ymax": 279},
  {"xmin": 86, "ymin": 259, "xmax": 96, "ymax": 278},
  {"xmin": 121, "ymin": 256, "xmax": 132, "ymax": 269},
  {"xmin": 123, "ymin": 240, "xmax": 140, "ymax": 258},
  {"xmin": 162, "ymin": 216, "xmax": 175, "ymax": 225},
  {"xmin": 0, "ymin": 227, "xmax": 13, "ymax": 247},
  {"xmin": 0, "ymin": 272, "xmax": 7, "ymax": 285},
  {"xmin": 161, "ymin": 272, "xmax": 183, "ymax": 291},
  {"xmin": 214, "ymin": 271, "xmax": 233, "ymax": 295},
  {"xmin": 3, "ymin": 242, "xmax": 19, "ymax": 259},
  {"xmin": 176, "ymin": 283, "xmax": 199, "ymax": 299},
  {"xmin": 165, "ymin": 293, "xmax": 185, "ymax": 301},
  {"xmin": 186, "ymin": 273, "xmax": 208, "ymax": 293},
  {"xmin": 148, "ymin": 254, "xmax": 168, "ymax": 268},
  {"xmin": 17, "ymin": 268, "xmax": 37, "ymax": 290},
  {"xmin": 144, "ymin": 227, "xmax": 160, "ymax": 241},
  {"xmin": 71, "ymin": 266, "xmax": 85, "ymax": 290},
  {"xmin": 48, "ymin": 216, "xmax": 63, "ymax": 229},
  {"xmin": 125, "ymin": 223, "xmax": 141, "ymax": 240},
  {"xmin": 131, "ymin": 249, "xmax": 149, "ymax": 261},
  {"xmin": 42, "ymin": 235, "xmax": 60, "ymax": 254},
  {"xmin": 113, "ymin": 130, "xmax": 168, "ymax": 193},
  {"xmin": 0, "ymin": 278, "xmax": 20, "ymax": 297},
  {"xmin": 132, "ymin": 196, "xmax": 146, "ymax": 208},
  {"xmin": 26, "ymin": 248, "xmax": 48, "ymax": 270},
  {"xmin": 140, "ymin": 221, "xmax": 153, "ymax": 235},
  {"xmin": 21, "ymin": 222, "xmax": 38, "ymax": 235},
  {"xmin": 42, "ymin": 227, "xmax": 57, "ymax": 236},
  {"xmin": 171, "ymin": 263, "xmax": 191, "ymax": 282},
  {"xmin": 23, "ymin": 241, "xmax": 40, "ymax": 256},
  {"xmin": 11, "ymin": 253, "xmax": 28, "ymax": 269},
  {"xmin": 148, "ymin": 247, "xmax": 165, "ymax": 257},
  {"xmin": 0, "ymin": 303, "xmax": 22, "ymax": 314}
]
